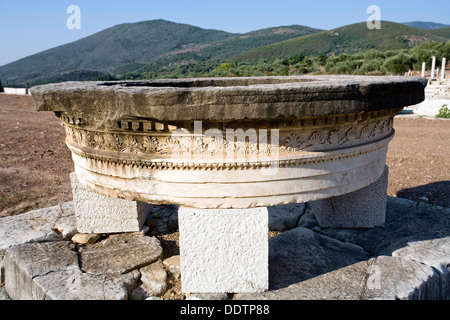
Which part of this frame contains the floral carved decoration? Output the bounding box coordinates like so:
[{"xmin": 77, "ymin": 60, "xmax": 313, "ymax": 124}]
[{"xmin": 64, "ymin": 117, "xmax": 394, "ymax": 156}]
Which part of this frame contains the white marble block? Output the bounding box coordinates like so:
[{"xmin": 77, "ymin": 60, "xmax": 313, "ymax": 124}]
[
  {"xmin": 70, "ymin": 172, "xmax": 150, "ymax": 234},
  {"xmin": 310, "ymin": 166, "xmax": 389, "ymax": 228},
  {"xmin": 178, "ymin": 206, "xmax": 269, "ymax": 293}
]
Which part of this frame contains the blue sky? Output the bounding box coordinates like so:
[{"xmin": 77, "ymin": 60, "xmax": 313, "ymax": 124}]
[{"xmin": 1, "ymin": 0, "xmax": 449, "ymax": 66}]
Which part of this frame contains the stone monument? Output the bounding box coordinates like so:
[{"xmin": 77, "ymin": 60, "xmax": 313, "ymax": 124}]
[{"xmin": 31, "ymin": 75, "xmax": 427, "ymax": 293}]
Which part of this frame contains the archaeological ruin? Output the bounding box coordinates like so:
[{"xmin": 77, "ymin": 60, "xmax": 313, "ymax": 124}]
[{"xmin": 27, "ymin": 75, "xmax": 428, "ymax": 294}]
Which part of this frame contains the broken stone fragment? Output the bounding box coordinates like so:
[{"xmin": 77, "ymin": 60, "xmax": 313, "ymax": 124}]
[
  {"xmin": 80, "ymin": 233, "xmax": 163, "ymax": 275},
  {"xmin": 140, "ymin": 261, "xmax": 167, "ymax": 297},
  {"xmin": 163, "ymin": 255, "xmax": 181, "ymax": 278},
  {"xmin": 392, "ymin": 237, "xmax": 450, "ymax": 299},
  {"xmin": 71, "ymin": 233, "xmax": 101, "ymax": 245}
]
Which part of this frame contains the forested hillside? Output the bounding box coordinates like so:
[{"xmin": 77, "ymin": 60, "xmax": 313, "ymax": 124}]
[{"xmin": 0, "ymin": 20, "xmax": 448, "ymax": 87}]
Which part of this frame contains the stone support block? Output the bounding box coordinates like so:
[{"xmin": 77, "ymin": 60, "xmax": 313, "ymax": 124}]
[
  {"xmin": 70, "ymin": 172, "xmax": 150, "ymax": 234},
  {"xmin": 310, "ymin": 166, "xmax": 389, "ymax": 228},
  {"xmin": 178, "ymin": 206, "xmax": 268, "ymax": 293}
]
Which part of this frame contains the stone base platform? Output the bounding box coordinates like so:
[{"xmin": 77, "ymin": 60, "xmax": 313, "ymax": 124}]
[{"xmin": 1, "ymin": 197, "xmax": 449, "ymax": 300}]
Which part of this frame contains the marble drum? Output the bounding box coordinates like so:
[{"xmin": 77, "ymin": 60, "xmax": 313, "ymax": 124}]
[{"xmin": 32, "ymin": 76, "xmax": 427, "ymax": 209}]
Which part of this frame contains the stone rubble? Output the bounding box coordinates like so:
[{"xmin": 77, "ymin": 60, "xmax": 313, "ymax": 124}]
[
  {"xmin": 139, "ymin": 261, "xmax": 168, "ymax": 296},
  {"xmin": 71, "ymin": 233, "xmax": 101, "ymax": 245},
  {"xmin": 163, "ymin": 255, "xmax": 181, "ymax": 278},
  {"xmin": 0, "ymin": 196, "xmax": 449, "ymax": 300}
]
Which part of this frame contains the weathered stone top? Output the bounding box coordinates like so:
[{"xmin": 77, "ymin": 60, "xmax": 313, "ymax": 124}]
[
  {"xmin": 30, "ymin": 76, "xmax": 427, "ymax": 208},
  {"xmin": 32, "ymin": 75, "xmax": 427, "ymax": 126}
]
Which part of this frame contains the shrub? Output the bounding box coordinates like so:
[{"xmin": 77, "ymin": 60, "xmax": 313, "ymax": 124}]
[
  {"xmin": 216, "ymin": 63, "xmax": 234, "ymax": 72},
  {"xmin": 436, "ymin": 104, "xmax": 450, "ymax": 119}
]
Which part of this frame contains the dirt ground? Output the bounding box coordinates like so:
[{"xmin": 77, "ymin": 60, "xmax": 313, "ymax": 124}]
[
  {"xmin": 387, "ymin": 116, "xmax": 449, "ymax": 208},
  {"xmin": 0, "ymin": 94, "xmax": 73, "ymax": 217},
  {"xmin": 0, "ymin": 94, "xmax": 449, "ymax": 218}
]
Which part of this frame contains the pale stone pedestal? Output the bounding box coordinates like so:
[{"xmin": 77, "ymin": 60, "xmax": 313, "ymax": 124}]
[
  {"xmin": 70, "ymin": 172, "xmax": 150, "ymax": 234},
  {"xmin": 178, "ymin": 206, "xmax": 269, "ymax": 293},
  {"xmin": 310, "ymin": 166, "xmax": 389, "ymax": 228}
]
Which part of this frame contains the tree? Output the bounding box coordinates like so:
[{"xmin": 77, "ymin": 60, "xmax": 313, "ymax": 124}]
[
  {"xmin": 0, "ymin": 80, "xmax": 3, "ymax": 92},
  {"xmin": 364, "ymin": 49, "xmax": 385, "ymax": 60},
  {"xmin": 317, "ymin": 54, "xmax": 327, "ymax": 66},
  {"xmin": 382, "ymin": 54, "xmax": 417, "ymax": 74},
  {"xmin": 292, "ymin": 53, "xmax": 305, "ymax": 64}
]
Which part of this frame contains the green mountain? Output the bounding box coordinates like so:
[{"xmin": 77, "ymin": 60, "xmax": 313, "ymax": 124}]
[
  {"xmin": 402, "ymin": 21, "xmax": 450, "ymax": 29},
  {"xmin": 232, "ymin": 21, "xmax": 450, "ymax": 63},
  {"xmin": 424, "ymin": 27, "xmax": 450, "ymax": 38},
  {"xmin": 1, "ymin": 20, "xmax": 449, "ymax": 87},
  {"xmin": 122, "ymin": 24, "xmax": 322, "ymax": 78},
  {"xmin": 0, "ymin": 20, "xmax": 237, "ymax": 86},
  {"xmin": 186, "ymin": 25, "xmax": 322, "ymax": 60},
  {"xmin": 0, "ymin": 20, "xmax": 321, "ymax": 87}
]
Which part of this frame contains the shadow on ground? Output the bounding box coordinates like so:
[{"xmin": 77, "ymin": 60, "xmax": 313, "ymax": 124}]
[
  {"xmin": 267, "ymin": 197, "xmax": 450, "ymax": 291},
  {"xmin": 397, "ymin": 180, "xmax": 450, "ymax": 208}
]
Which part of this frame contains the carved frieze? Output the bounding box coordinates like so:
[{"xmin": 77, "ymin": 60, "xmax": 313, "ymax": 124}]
[{"xmin": 63, "ymin": 112, "xmax": 395, "ymax": 161}]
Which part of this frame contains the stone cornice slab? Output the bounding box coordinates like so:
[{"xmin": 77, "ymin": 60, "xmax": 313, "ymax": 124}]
[{"xmin": 32, "ymin": 76, "xmax": 427, "ymax": 127}]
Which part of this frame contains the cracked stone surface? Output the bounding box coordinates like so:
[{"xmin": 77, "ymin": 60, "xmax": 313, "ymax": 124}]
[
  {"xmin": 268, "ymin": 227, "xmax": 368, "ymax": 290},
  {"xmin": 268, "ymin": 203, "xmax": 306, "ymax": 231},
  {"xmin": 303, "ymin": 197, "xmax": 450, "ymax": 258},
  {"xmin": 0, "ymin": 202, "xmax": 76, "ymax": 282},
  {"xmin": 0, "ymin": 202, "xmax": 76, "ymax": 250},
  {"xmin": 80, "ymin": 233, "xmax": 163, "ymax": 275},
  {"xmin": 236, "ymin": 255, "xmax": 440, "ymax": 300},
  {"xmin": 3, "ymin": 241, "xmax": 140, "ymax": 300},
  {"xmin": 235, "ymin": 197, "xmax": 449, "ymax": 300},
  {"xmin": 1, "ymin": 196, "xmax": 449, "ymax": 300}
]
